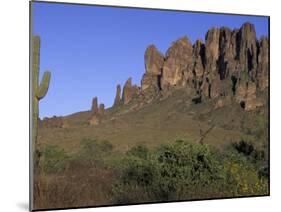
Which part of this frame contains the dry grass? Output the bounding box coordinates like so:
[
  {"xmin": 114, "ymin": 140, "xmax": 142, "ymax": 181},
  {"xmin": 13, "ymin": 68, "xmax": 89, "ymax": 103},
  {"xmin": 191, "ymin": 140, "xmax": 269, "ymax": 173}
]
[{"xmin": 33, "ymin": 161, "xmax": 118, "ymax": 210}]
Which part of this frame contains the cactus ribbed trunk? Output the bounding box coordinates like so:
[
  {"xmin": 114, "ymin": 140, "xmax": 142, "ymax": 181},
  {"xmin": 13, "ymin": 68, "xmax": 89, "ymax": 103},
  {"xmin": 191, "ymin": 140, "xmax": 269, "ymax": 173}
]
[{"xmin": 32, "ymin": 36, "xmax": 51, "ymax": 156}]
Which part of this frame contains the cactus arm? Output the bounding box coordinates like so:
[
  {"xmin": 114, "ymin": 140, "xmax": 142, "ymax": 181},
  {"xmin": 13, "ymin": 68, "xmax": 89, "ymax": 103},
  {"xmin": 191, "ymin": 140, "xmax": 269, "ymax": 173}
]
[{"xmin": 36, "ymin": 71, "xmax": 51, "ymax": 100}]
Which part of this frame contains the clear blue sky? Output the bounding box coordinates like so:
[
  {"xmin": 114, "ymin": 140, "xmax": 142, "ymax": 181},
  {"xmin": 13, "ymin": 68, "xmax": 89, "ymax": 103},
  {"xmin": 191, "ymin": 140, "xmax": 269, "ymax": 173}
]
[{"xmin": 32, "ymin": 2, "xmax": 268, "ymax": 118}]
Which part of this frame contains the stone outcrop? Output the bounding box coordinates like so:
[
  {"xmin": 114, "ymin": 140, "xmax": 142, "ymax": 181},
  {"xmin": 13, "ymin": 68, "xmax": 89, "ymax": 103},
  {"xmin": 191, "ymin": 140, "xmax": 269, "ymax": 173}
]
[
  {"xmin": 144, "ymin": 45, "xmax": 164, "ymax": 76},
  {"xmin": 113, "ymin": 84, "xmax": 122, "ymax": 106},
  {"xmin": 41, "ymin": 116, "xmax": 63, "ymax": 128},
  {"xmin": 257, "ymin": 37, "xmax": 269, "ymax": 90},
  {"xmin": 161, "ymin": 37, "xmax": 193, "ymax": 89},
  {"xmin": 141, "ymin": 45, "xmax": 164, "ymax": 99},
  {"xmin": 106, "ymin": 22, "xmax": 268, "ymax": 112},
  {"xmin": 235, "ymin": 81, "xmax": 262, "ymax": 111},
  {"xmin": 122, "ymin": 78, "xmax": 140, "ymax": 104},
  {"xmin": 205, "ymin": 28, "xmax": 220, "ymax": 74},
  {"xmin": 99, "ymin": 103, "xmax": 105, "ymax": 115},
  {"xmin": 237, "ymin": 22, "xmax": 258, "ymax": 77},
  {"xmin": 91, "ymin": 97, "xmax": 98, "ymax": 114},
  {"xmin": 89, "ymin": 97, "xmax": 106, "ymax": 125},
  {"xmin": 193, "ymin": 39, "xmax": 205, "ymax": 81}
]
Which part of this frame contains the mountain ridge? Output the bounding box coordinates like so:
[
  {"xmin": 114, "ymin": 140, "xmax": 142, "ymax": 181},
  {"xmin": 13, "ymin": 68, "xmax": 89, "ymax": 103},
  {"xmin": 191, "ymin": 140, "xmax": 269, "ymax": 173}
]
[{"xmin": 40, "ymin": 22, "xmax": 268, "ymax": 132}]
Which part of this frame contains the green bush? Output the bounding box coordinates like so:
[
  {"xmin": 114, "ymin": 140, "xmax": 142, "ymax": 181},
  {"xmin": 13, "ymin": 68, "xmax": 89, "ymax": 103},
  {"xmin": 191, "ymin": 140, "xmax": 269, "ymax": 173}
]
[
  {"xmin": 153, "ymin": 140, "xmax": 227, "ymax": 200},
  {"xmin": 113, "ymin": 141, "xmax": 227, "ymax": 202},
  {"xmin": 126, "ymin": 144, "xmax": 149, "ymax": 159},
  {"xmin": 113, "ymin": 140, "xmax": 269, "ymax": 204},
  {"xmin": 41, "ymin": 145, "xmax": 68, "ymax": 174},
  {"xmin": 75, "ymin": 139, "xmax": 113, "ymax": 166}
]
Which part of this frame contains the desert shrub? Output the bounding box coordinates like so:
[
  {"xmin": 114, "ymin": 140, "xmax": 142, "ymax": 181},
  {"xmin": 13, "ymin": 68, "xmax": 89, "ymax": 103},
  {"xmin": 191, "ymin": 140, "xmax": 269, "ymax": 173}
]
[
  {"xmin": 120, "ymin": 157, "xmax": 157, "ymax": 187},
  {"xmin": 233, "ymin": 139, "xmax": 254, "ymax": 156},
  {"xmin": 223, "ymin": 152, "xmax": 268, "ymax": 196},
  {"xmin": 113, "ymin": 141, "xmax": 228, "ymax": 203},
  {"xmin": 232, "ymin": 139, "xmax": 267, "ymax": 167},
  {"xmin": 230, "ymin": 138, "xmax": 269, "ymax": 186},
  {"xmin": 41, "ymin": 145, "xmax": 68, "ymax": 174},
  {"xmin": 75, "ymin": 139, "xmax": 113, "ymax": 166},
  {"xmin": 126, "ymin": 144, "xmax": 149, "ymax": 159},
  {"xmin": 113, "ymin": 140, "xmax": 269, "ymax": 204},
  {"xmin": 153, "ymin": 140, "xmax": 227, "ymax": 200}
]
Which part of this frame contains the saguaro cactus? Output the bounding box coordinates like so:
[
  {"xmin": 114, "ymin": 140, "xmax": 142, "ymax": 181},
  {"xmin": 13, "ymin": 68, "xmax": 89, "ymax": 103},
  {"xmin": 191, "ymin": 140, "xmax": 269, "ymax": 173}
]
[{"xmin": 32, "ymin": 36, "xmax": 51, "ymax": 150}]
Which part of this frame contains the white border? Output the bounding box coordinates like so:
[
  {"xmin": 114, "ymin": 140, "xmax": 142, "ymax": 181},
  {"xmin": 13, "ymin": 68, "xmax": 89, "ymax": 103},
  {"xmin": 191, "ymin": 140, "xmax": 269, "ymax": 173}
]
[{"xmin": 0, "ymin": 0, "xmax": 280, "ymax": 211}]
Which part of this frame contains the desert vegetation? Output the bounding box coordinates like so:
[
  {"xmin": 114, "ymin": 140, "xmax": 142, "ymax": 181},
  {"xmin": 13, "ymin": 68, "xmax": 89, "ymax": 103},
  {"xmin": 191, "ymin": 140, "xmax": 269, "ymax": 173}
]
[
  {"xmin": 33, "ymin": 138, "xmax": 268, "ymax": 209},
  {"xmin": 33, "ymin": 21, "xmax": 269, "ymax": 210}
]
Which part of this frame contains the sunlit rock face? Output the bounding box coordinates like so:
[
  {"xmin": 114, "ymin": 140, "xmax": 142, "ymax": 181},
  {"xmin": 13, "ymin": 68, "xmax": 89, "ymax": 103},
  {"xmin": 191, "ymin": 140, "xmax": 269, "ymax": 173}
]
[{"xmin": 110, "ymin": 22, "xmax": 268, "ymax": 111}]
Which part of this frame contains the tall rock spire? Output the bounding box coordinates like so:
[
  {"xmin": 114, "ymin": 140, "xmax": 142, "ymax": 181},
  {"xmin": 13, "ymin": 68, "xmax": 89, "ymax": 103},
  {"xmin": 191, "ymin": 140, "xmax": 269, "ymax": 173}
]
[
  {"xmin": 91, "ymin": 97, "xmax": 98, "ymax": 114},
  {"xmin": 113, "ymin": 84, "xmax": 122, "ymax": 106}
]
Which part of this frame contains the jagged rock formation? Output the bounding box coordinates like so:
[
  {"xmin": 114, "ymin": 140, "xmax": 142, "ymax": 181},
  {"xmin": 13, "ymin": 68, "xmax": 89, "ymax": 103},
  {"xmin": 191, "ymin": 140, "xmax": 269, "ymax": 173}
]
[
  {"xmin": 89, "ymin": 97, "xmax": 106, "ymax": 125},
  {"xmin": 122, "ymin": 78, "xmax": 140, "ymax": 104},
  {"xmin": 257, "ymin": 37, "xmax": 269, "ymax": 90},
  {"xmin": 107, "ymin": 22, "xmax": 268, "ymax": 111},
  {"xmin": 113, "ymin": 84, "xmax": 122, "ymax": 106},
  {"xmin": 141, "ymin": 45, "xmax": 164, "ymax": 94},
  {"xmin": 161, "ymin": 36, "xmax": 193, "ymax": 89}
]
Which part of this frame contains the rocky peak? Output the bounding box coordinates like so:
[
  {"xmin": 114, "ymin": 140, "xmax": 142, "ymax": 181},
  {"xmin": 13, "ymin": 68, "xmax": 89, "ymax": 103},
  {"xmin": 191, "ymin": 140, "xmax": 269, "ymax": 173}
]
[
  {"xmin": 257, "ymin": 36, "xmax": 269, "ymax": 90},
  {"xmin": 193, "ymin": 39, "xmax": 205, "ymax": 78},
  {"xmin": 161, "ymin": 36, "xmax": 193, "ymax": 89},
  {"xmin": 217, "ymin": 27, "xmax": 236, "ymax": 80},
  {"xmin": 205, "ymin": 27, "xmax": 220, "ymax": 73},
  {"xmin": 122, "ymin": 78, "xmax": 132, "ymax": 105},
  {"xmin": 89, "ymin": 99, "xmax": 105, "ymax": 126},
  {"xmin": 90, "ymin": 22, "xmax": 268, "ymax": 113},
  {"xmin": 165, "ymin": 36, "xmax": 193, "ymax": 59},
  {"xmin": 141, "ymin": 45, "xmax": 164, "ymax": 92},
  {"xmin": 144, "ymin": 45, "xmax": 164, "ymax": 76},
  {"xmin": 113, "ymin": 84, "xmax": 122, "ymax": 106},
  {"xmin": 99, "ymin": 103, "xmax": 105, "ymax": 115},
  {"xmin": 91, "ymin": 97, "xmax": 98, "ymax": 114},
  {"xmin": 122, "ymin": 77, "xmax": 140, "ymax": 104},
  {"xmin": 237, "ymin": 22, "xmax": 257, "ymax": 75}
]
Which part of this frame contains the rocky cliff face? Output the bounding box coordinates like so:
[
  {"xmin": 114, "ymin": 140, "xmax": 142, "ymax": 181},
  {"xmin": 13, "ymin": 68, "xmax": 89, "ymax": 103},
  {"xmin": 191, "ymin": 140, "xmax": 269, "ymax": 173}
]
[
  {"xmin": 135, "ymin": 22, "xmax": 268, "ymax": 111},
  {"xmin": 93, "ymin": 22, "xmax": 268, "ymax": 112}
]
